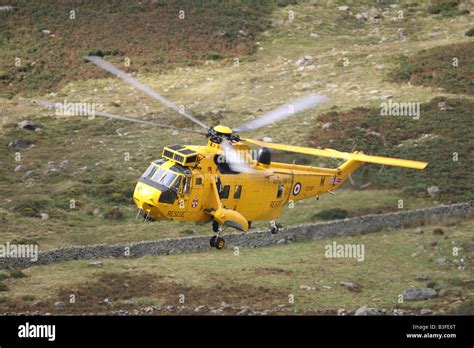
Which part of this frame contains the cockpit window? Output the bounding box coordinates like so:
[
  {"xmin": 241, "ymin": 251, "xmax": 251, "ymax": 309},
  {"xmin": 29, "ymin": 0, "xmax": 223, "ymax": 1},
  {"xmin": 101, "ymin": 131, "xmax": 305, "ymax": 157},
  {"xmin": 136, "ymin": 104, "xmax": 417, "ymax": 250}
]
[
  {"xmin": 142, "ymin": 162, "xmax": 186, "ymax": 191},
  {"xmin": 143, "ymin": 164, "xmax": 157, "ymax": 178},
  {"xmin": 159, "ymin": 171, "xmax": 178, "ymax": 188},
  {"xmin": 172, "ymin": 175, "xmax": 182, "ymax": 191},
  {"xmin": 151, "ymin": 168, "xmax": 166, "ymax": 183}
]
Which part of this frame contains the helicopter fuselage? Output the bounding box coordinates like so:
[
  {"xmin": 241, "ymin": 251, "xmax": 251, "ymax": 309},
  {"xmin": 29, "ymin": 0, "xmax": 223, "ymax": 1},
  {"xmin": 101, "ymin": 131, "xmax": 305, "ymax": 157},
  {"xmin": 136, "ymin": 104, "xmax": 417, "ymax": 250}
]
[{"xmin": 132, "ymin": 140, "xmax": 363, "ymax": 229}]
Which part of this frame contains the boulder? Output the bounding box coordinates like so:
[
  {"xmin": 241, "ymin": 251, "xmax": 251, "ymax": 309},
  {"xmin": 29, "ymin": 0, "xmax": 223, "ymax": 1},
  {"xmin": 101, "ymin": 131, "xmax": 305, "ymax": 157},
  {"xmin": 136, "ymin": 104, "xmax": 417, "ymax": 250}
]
[
  {"xmin": 18, "ymin": 120, "xmax": 40, "ymax": 131},
  {"xmin": 414, "ymin": 227, "xmax": 424, "ymax": 234},
  {"xmin": 9, "ymin": 139, "xmax": 33, "ymax": 148},
  {"xmin": 340, "ymin": 281, "xmax": 361, "ymax": 291},
  {"xmin": 355, "ymin": 306, "xmax": 382, "ymax": 316},
  {"xmin": 427, "ymin": 186, "xmax": 440, "ymax": 197},
  {"xmin": 88, "ymin": 261, "xmax": 104, "ymax": 268},
  {"xmin": 434, "ymin": 257, "xmax": 448, "ymax": 265},
  {"xmin": 322, "ymin": 122, "xmax": 332, "ymax": 130},
  {"xmin": 54, "ymin": 301, "xmax": 65, "ymax": 309},
  {"xmin": 402, "ymin": 288, "xmax": 437, "ymax": 301}
]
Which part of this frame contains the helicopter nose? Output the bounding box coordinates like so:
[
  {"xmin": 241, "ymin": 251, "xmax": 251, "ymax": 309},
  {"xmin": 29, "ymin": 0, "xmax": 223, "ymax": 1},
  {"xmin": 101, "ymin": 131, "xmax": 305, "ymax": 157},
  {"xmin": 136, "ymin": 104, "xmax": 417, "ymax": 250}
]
[{"xmin": 133, "ymin": 182, "xmax": 162, "ymax": 213}]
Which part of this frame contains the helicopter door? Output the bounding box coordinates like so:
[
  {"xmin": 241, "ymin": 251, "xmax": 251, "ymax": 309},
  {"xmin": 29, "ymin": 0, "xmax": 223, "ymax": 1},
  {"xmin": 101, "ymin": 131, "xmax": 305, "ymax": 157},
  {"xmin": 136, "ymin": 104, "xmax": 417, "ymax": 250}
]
[
  {"xmin": 187, "ymin": 175, "xmax": 205, "ymax": 214},
  {"xmin": 176, "ymin": 176, "xmax": 191, "ymax": 208}
]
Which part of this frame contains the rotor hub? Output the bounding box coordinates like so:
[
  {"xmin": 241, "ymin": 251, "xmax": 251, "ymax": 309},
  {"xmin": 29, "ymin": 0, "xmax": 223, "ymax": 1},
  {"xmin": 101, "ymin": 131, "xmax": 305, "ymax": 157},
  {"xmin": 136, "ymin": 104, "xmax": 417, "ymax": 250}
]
[{"xmin": 208, "ymin": 125, "xmax": 239, "ymax": 143}]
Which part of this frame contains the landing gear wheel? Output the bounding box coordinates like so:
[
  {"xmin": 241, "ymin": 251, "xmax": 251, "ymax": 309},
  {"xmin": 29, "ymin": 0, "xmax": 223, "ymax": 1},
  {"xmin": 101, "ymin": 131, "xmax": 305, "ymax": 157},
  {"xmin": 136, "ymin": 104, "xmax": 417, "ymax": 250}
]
[
  {"xmin": 210, "ymin": 236, "xmax": 217, "ymax": 247},
  {"xmin": 270, "ymin": 220, "xmax": 278, "ymax": 234},
  {"xmin": 215, "ymin": 237, "xmax": 225, "ymax": 250},
  {"xmin": 212, "ymin": 220, "xmax": 219, "ymax": 233}
]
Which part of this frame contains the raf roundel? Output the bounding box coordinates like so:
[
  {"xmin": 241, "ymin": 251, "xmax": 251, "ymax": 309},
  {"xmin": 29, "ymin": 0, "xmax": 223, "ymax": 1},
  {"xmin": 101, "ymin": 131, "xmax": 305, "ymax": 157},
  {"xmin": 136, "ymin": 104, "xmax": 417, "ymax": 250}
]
[{"xmin": 292, "ymin": 182, "xmax": 302, "ymax": 196}]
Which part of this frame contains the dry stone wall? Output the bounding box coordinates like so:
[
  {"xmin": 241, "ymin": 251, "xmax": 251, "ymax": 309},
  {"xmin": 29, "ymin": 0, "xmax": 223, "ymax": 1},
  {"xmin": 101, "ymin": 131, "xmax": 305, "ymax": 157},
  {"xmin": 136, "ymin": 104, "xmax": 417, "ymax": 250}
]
[{"xmin": 0, "ymin": 202, "xmax": 472, "ymax": 270}]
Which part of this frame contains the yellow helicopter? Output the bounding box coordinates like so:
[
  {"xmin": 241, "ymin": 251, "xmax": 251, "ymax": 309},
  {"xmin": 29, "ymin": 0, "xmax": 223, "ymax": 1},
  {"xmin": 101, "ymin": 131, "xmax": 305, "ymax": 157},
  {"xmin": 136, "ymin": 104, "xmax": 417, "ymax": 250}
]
[{"xmin": 38, "ymin": 56, "xmax": 428, "ymax": 250}]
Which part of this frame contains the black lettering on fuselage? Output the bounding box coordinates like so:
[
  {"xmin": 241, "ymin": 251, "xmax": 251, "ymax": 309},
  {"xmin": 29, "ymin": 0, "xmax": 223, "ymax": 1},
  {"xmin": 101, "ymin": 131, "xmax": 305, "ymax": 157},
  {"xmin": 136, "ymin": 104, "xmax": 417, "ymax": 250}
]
[{"xmin": 320, "ymin": 176, "xmax": 326, "ymax": 186}]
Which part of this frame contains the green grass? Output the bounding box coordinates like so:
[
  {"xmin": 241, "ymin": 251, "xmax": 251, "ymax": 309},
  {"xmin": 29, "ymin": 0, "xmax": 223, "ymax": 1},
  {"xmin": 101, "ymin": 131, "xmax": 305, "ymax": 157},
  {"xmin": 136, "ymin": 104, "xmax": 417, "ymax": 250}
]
[{"xmin": 0, "ymin": 219, "xmax": 472, "ymax": 314}]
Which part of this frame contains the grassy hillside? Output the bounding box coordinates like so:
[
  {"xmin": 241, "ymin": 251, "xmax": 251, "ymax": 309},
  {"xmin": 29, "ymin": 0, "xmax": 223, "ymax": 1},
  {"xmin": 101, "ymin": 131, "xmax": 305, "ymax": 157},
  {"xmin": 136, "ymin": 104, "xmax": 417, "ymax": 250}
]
[
  {"xmin": 389, "ymin": 42, "xmax": 474, "ymax": 95},
  {"xmin": 309, "ymin": 97, "xmax": 474, "ymax": 201},
  {"xmin": 0, "ymin": 0, "xmax": 275, "ymax": 98},
  {"xmin": 0, "ymin": 0, "xmax": 473, "ymax": 250},
  {"xmin": 0, "ymin": 219, "xmax": 472, "ymax": 314}
]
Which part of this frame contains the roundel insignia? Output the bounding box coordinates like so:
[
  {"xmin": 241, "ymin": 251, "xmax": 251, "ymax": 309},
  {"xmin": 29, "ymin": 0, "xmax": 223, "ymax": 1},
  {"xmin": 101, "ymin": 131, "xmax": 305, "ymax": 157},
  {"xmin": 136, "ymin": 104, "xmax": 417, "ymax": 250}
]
[{"xmin": 292, "ymin": 182, "xmax": 302, "ymax": 196}]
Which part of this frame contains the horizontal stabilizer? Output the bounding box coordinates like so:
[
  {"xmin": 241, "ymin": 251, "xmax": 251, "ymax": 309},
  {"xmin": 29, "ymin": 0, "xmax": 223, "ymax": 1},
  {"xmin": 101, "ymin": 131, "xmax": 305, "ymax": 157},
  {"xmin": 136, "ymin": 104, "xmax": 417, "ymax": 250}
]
[{"xmin": 241, "ymin": 138, "xmax": 428, "ymax": 170}]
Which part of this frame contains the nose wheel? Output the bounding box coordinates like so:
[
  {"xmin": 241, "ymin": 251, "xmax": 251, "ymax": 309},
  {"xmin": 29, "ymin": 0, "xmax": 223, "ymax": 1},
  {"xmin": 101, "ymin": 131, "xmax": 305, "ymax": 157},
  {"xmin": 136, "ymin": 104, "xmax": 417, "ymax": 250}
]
[{"xmin": 210, "ymin": 221, "xmax": 226, "ymax": 249}]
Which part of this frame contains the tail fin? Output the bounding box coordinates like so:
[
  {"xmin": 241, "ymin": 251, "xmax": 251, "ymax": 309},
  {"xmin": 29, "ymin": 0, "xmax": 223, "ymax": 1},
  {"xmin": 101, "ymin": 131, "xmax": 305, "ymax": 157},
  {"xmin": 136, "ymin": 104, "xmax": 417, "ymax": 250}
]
[{"xmin": 337, "ymin": 159, "xmax": 364, "ymax": 180}]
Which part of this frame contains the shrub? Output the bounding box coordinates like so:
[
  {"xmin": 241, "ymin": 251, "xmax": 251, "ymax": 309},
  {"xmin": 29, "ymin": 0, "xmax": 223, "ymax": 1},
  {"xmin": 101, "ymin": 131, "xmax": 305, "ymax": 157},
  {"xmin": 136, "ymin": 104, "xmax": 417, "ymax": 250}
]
[
  {"xmin": 14, "ymin": 200, "xmax": 50, "ymax": 218},
  {"xmin": 465, "ymin": 28, "xmax": 474, "ymax": 37},
  {"xmin": 87, "ymin": 48, "xmax": 105, "ymax": 57},
  {"xmin": 10, "ymin": 238, "xmax": 38, "ymax": 245},
  {"xmin": 85, "ymin": 48, "xmax": 121, "ymax": 57},
  {"xmin": 276, "ymin": 0, "xmax": 298, "ymax": 7},
  {"xmin": 0, "ymin": 71, "xmax": 12, "ymax": 80},
  {"xmin": 8, "ymin": 270, "xmax": 27, "ymax": 279},
  {"xmin": 427, "ymin": 0, "xmax": 468, "ymax": 16},
  {"xmin": 449, "ymin": 300, "xmax": 474, "ymax": 315},
  {"xmin": 206, "ymin": 51, "xmax": 223, "ymax": 60},
  {"xmin": 312, "ymin": 208, "xmax": 349, "ymax": 220},
  {"xmin": 0, "ymin": 283, "xmax": 9, "ymax": 292}
]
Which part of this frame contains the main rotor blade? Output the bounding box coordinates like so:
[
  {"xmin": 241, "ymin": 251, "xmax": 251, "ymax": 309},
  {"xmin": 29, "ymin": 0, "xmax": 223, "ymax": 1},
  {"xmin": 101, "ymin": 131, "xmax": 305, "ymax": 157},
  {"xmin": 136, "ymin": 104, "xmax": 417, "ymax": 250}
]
[
  {"xmin": 220, "ymin": 140, "xmax": 271, "ymax": 175},
  {"xmin": 233, "ymin": 93, "xmax": 328, "ymax": 132},
  {"xmin": 241, "ymin": 138, "xmax": 428, "ymax": 170},
  {"xmin": 35, "ymin": 100, "xmax": 207, "ymax": 135},
  {"xmin": 83, "ymin": 56, "xmax": 209, "ymax": 129}
]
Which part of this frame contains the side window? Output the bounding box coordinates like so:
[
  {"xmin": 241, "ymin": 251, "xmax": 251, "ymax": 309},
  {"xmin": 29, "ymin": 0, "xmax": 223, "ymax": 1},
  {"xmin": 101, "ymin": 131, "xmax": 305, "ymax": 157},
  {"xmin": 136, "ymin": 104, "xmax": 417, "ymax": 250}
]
[
  {"xmin": 183, "ymin": 177, "xmax": 191, "ymax": 194},
  {"xmin": 277, "ymin": 184, "xmax": 284, "ymax": 199},
  {"xmin": 172, "ymin": 175, "xmax": 182, "ymax": 192},
  {"xmin": 195, "ymin": 177, "xmax": 202, "ymax": 185},
  {"xmin": 220, "ymin": 185, "xmax": 230, "ymax": 199},
  {"xmin": 234, "ymin": 185, "xmax": 242, "ymax": 199}
]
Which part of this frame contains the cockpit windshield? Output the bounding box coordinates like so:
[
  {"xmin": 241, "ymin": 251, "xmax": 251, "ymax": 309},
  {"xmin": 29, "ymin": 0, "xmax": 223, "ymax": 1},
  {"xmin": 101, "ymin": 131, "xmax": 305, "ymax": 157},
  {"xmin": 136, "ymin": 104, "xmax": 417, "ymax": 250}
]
[
  {"xmin": 142, "ymin": 164, "xmax": 183, "ymax": 191},
  {"xmin": 159, "ymin": 171, "xmax": 178, "ymax": 187}
]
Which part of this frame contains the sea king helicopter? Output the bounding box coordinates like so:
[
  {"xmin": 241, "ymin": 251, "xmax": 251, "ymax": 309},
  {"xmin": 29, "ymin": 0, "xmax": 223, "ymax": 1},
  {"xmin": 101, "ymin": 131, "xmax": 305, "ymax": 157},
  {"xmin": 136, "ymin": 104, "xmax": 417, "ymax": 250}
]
[{"xmin": 38, "ymin": 56, "xmax": 428, "ymax": 250}]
